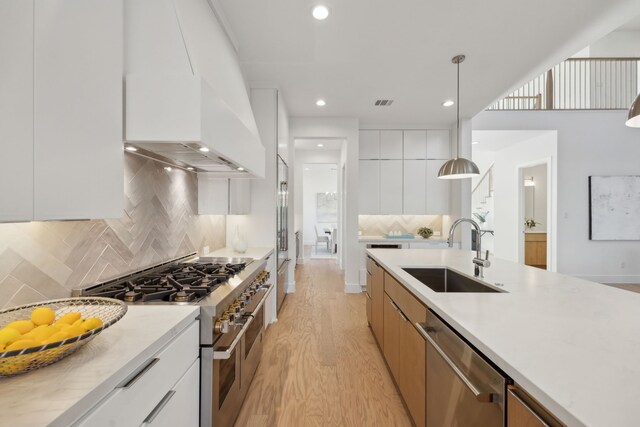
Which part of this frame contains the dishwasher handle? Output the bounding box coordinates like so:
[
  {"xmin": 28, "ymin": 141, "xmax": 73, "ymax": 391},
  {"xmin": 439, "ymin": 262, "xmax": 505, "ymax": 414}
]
[{"xmin": 417, "ymin": 323, "xmax": 498, "ymax": 404}]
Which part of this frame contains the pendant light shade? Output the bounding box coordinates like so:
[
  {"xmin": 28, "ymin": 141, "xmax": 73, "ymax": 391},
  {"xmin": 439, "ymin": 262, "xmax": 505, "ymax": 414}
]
[
  {"xmin": 626, "ymin": 93, "xmax": 640, "ymax": 128},
  {"xmin": 437, "ymin": 54, "xmax": 480, "ymax": 180},
  {"xmin": 437, "ymin": 157, "xmax": 480, "ymax": 179}
]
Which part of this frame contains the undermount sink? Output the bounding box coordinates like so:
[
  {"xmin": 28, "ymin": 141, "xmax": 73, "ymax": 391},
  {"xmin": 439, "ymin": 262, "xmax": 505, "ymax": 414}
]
[{"xmin": 402, "ymin": 268, "xmax": 505, "ymax": 293}]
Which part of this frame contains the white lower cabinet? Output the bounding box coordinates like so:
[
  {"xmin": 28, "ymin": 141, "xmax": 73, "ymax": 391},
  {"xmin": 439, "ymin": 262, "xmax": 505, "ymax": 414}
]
[
  {"xmin": 141, "ymin": 359, "xmax": 200, "ymax": 427},
  {"xmin": 74, "ymin": 321, "xmax": 199, "ymax": 427}
]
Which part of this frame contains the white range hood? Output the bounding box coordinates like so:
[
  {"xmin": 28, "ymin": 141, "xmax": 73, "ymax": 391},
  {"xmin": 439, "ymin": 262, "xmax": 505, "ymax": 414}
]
[{"xmin": 124, "ymin": 0, "xmax": 265, "ymax": 178}]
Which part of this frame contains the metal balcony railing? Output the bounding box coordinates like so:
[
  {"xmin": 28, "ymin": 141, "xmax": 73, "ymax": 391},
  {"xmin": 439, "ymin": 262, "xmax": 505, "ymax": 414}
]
[{"xmin": 488, "ymin": 58, "xmax": 640, "ymax": 111}]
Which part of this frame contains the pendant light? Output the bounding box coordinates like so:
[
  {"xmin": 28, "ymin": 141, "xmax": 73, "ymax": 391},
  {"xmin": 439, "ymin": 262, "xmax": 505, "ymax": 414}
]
[
  {"xmin": 625, "ymin": 92, "xmax": 640, "ymax": 127},
  {"xmin": 438, "ymin": 55, "xmax": 480, "ymax": 179}
]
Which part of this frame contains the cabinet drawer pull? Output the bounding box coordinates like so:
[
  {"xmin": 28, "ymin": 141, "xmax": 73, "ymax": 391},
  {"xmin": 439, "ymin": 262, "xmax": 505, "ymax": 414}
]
[
  {"xmin": 143, "ymin": 390, "xmax": 176, "ymax": 424},
  {"xmin": 398, "ymin": 310, "xmax": 408, "ymax": 322},
  {"xmin": 390, "ymin": 300, "xmax": 399, "ymax": 311},
  {"xmin": 119, "ymin": 358, "xmax": 159, "ymax": 389},
  {"xmin": 507, "ymin": 389, "xmax": 551, "ymax": 427}
]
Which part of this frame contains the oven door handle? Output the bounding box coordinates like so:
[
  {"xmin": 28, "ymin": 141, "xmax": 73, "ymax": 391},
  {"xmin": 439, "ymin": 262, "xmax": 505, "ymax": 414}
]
[{"xmin": 213, "ymin": 286, "xmax": 272, "ymax": 360}]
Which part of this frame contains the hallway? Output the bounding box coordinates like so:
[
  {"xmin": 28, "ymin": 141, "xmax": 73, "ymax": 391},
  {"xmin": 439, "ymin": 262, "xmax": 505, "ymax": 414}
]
[{"xmin": 234, "ymin": 259, "xmax": 412, "ymax": 426}]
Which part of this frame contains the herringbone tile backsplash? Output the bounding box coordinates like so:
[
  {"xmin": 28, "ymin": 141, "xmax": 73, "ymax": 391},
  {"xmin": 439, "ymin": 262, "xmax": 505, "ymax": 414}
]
[
  {"xmin": 0, "ymin": 154, "xmax": 226, "ymax": 308},
  {"xmin": 359, "ymin": 215, "xmax": 443, "ymax": 236}
]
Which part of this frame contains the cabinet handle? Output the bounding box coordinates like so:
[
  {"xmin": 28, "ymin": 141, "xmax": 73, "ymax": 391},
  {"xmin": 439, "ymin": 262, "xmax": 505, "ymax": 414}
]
[
  {"xmin": 118, "ymin": 358, "xmax": 159, "ymax": 389},
  {"xmin": 390, "ymin": 300, "xmax": 408, "ymax": 321},
  {"xmin": 398, "ymin": 310, "xmax": 408, "ymax": 322},
  {"xmin": 143, "ymin": 390, "xmax": 176, "ymax": 424},
  {"xmin": 507, "ymin": 389, "xmax": 551, "ymax": 427},
  {"xmin": 390, "ymin": 300, "xmax": 399, "ymax": 311}
]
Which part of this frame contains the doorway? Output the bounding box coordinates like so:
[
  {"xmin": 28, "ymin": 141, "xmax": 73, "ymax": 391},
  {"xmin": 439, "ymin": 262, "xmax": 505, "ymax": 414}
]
[
  {"xmin": 303, "ymin": 163, "xmax": 338, "ymax": 259},
  {"xmin": 519, "ymin": 161, "xmax": 551, "ymax": 270}
]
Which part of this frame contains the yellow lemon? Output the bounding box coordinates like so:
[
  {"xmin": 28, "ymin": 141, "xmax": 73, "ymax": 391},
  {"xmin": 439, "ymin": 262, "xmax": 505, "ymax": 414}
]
[
  {"xmin": 55, "ymin": 312, "xmax": 81, "ymax": 326},
  {"xmin": 66, "ymin": 325, "xmax": 86, "ymax": 339},
  {"xmin": 0, "ymin": 328, "xmax": 21, "ymax": 346},
  {"xmin": 81, "ymin": 317, "xmax": 103, "ymax": 331},
  {"xmin": 29, "ymin": 325, "xmax": 56, "ymax": 342},
  {"xmin": 6, "ymin": 339, "xmax": 38, "ymax": 351},
  {"xmin": 43, "ymin": 331, "xmax": 70, "ymax": 345},
  {"xmin": 53, "ymin": 323, "xmax": 71, "ymax": 331},
  {"xmin": 72, "ymin": 318, "xmax": 86, "ymax": 327},
  {"xmin": 31, "ymin": 307, "xmax": 56, "ymax": 326},
  {"xmin": 5, "ymin": 320, "xmax": 35, "ymax": 335}
]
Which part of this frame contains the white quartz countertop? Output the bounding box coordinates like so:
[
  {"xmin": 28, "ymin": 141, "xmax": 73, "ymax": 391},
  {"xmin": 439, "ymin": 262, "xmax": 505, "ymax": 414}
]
[
  {"xmin": 358, "ymin": 235, "xmax": 448, "ymax": 243},
  {"xmin": 366, "ymin": 249, "xmax": 640, "ymax": 427},
  {"xmin": 0, "ymin": 305, "xmax": 200, "ymax": 427},
  {"xmin": 206, "ymin": 246, "xmax": 274, "ymax": 261}
]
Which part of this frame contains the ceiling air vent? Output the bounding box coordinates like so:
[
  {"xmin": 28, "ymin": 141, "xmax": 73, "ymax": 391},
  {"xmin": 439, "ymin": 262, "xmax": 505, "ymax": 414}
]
[{"xmin": 374, "ymin": 99, "xmax": 394, "ymax": 106}]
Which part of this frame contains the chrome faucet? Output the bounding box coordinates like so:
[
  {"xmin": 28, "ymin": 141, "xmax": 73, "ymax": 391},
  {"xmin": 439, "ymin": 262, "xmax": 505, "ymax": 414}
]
[{"xmin": 448, "ymin": 218, "xmax": 491, "ymax": 278}]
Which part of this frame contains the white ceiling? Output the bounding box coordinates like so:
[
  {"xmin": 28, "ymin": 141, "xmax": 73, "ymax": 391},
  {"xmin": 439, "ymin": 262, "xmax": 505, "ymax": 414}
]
[
  {"xmin": 219, "ymin": 0, "xmax": 640, "ymax": 126},
  {"xmin": 619, "ymin": 13, "xmax": 640, "ymax": 30},
  {"xmin": 295, "ymin": 138, "xmax": 344, "ymax": 151}
]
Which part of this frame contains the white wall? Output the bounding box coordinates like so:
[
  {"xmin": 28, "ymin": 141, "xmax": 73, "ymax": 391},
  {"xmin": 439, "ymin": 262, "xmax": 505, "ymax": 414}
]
[
  {"xmin": 474, "ymin": 110, "xmax": 640, "ymax": 283},
  {"xmin": 302, "ymin": 165, "xmax": 338, "ymax": 245},
  {"xmin": 588, "ymin": 30, "xmax": 640, "ymax": 57},
  {"xmin": 289, "ymin": 118, "xmax": 360, "ymax": 292},
  {"xmin": 472, "ymin": 130, "xmax": 558, "ymax": 268}
]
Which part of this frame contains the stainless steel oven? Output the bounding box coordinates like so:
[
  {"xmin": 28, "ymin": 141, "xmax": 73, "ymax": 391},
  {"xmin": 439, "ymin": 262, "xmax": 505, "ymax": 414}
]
[{"xmin": 201, "ymin": 283, "xmax": 271, "ymax": 427}]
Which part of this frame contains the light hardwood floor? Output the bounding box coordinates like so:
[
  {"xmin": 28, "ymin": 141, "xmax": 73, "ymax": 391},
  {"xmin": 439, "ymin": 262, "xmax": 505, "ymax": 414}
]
[{"xmin": 234, "ymin": 259, "xmax": 412, "ymax": 427}]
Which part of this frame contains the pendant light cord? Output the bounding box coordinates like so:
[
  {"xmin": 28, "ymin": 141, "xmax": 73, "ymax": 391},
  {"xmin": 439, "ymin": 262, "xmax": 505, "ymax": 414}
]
[{"xmin": 456, "ymin": 58, "xmax": 460, "ymax": 159}]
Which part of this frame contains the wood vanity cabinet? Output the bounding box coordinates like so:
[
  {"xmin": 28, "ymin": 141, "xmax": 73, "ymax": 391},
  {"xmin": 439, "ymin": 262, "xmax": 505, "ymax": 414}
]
[
  {"xmin": 524, "ymin": 233, "xmax": 547, "ymax": 269},
  {"xmin": 507, "ymin": 385, "xmax": 564, "ymax": 427}
]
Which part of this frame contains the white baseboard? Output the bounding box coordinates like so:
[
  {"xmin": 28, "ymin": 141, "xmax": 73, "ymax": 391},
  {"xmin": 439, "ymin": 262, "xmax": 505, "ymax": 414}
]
[
  {"xmin": 286, "ymin": 281, "xmax": 296, "ymax": 293},
  {"xmin": 574, "ymin": 274, "xmax": 640, "ymax": 284},
  {"xmin": 297, "ymin": 258, "xmax": 305, "ymax": 264},
  {"xmin": 344, "ymin": 282, "xmax": 363, "ymax": 293}
]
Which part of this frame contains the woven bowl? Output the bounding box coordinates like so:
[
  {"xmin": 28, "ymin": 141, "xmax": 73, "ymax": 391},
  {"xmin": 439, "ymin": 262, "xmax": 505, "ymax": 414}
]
[{"xmin": 0, "ymin": 297, "xmax": 127, "ymax": 377}]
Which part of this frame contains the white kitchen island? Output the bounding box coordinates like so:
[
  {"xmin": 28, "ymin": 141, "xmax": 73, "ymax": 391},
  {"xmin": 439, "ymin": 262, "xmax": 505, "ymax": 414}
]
[{"xmin": 367, "ymin": 248, "xmax": 640, "ymax": 427}]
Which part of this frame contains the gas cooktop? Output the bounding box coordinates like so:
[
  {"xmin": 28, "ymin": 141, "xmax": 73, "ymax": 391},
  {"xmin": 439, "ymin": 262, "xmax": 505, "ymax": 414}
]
[{"xmin": 78, "ymin": 257, "xmax": 253, "ymax": 304}]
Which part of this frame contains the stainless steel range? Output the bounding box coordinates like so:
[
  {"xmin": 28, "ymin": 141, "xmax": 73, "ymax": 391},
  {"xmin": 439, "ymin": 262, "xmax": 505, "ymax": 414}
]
[{"xmin": 76, "ymin": 252, "xmax": 272, "ymax": 427}]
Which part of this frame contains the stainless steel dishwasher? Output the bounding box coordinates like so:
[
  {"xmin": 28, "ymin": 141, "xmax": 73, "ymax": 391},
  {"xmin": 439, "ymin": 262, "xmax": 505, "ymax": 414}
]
[{"xmin": 418, "ymin": 310, "xmax": 506, "ymax": 426}]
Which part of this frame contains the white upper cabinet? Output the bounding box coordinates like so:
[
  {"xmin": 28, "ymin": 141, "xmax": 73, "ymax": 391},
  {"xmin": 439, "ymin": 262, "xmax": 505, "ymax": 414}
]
[
  {"xmin": 359, "ymin": 130, "xmax": 380, "ymax": 159},
  {"xmin": 358, "ymin": 128, "xmax": 452, "ymax": 215},
  {"xmin": 403, "ymin": 160, "xmax": 426, "ymax": 214},
  {"xmin": 34, "ymin": 0, "xmax": 123, "ymax": 220},
  {"xmin": 427, "ymin": 130, "xmax": 451, "ymax": 159},
  {"xmin": 0, "ymin": 0, "xmax": 123, "ymax": 222},
  {"xmin": 426, "ymin": 160, "xmax": 450, "ymax": 214},
  {"xmin": 380, "ymin": 160, "xmax": 403, "ymax": 214},
  {"xmin": 403, "ymin": 131, "xmax": 427, "ymax": 159},
  {"xmin": 380, "ymin": 131, "xmax": 403, "ymax": 159},
  {"xmin": 198, "ymin": 176, "xmax": 251, "ymax": 215},
  {"xmin": 0, "ymin": 1, "xmax": 34, "ymax": 222},
  {"xmin": 358, "ymin": 160, "xmax": 380, "ymax": 214}
]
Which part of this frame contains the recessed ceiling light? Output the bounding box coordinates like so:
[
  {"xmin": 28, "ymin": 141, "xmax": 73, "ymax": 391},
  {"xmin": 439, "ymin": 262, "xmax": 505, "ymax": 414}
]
[
  {"xmin": 237, "ymin": 167, "xmax": 245, "ymax": 171},
  {"xmin": 442, "ymin": 100, "xmax": 454, "ymax": 107},
  {"xmin": 199, "ymin": 147, "xmax": 210, "ymax": 152},
  {"xmin": 312, "ymin": 5, "xmax": 329, "ymax": 20},
  {"xmin": 164, "ymin": 166, "xmax": 172, "ymax": 172},
  {"xmin": 316, "ymin": 99, "xmax": 326, "ymax": 107},
  {"xmin": 317, "ymin": 143, "xmax": 324, "ymax": 147},
  {"xmin": 186, "ymin": 167, "xmax": 194, "ymax": 171},
  {"xmin": 472, "ymin": 141, "xmax": 479, "ymax": 145},
  {"xmin": 124, "ymin": 146, "xmax": 137, "ymax": 152}
]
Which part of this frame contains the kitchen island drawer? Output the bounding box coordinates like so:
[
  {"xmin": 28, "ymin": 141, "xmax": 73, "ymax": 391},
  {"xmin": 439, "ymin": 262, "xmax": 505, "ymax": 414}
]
[
  {"xmin": 384, "ymin": 272, "xmax": 427, "ymax": 325},
  {"xmin": 74, "ymin": 321, "xmax": 199, "ymax": 427}
]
